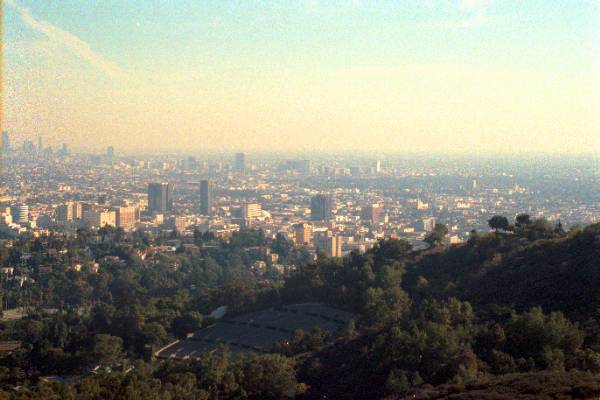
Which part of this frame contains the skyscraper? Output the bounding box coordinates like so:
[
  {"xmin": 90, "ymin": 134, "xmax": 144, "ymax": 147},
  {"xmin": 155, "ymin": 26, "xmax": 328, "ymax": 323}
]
[
  {"xmin": 235, "ymin": 153, "xmax": 246, "ymax": 174},
  {"xmin": 1, "ymin": 131, "xmax": 9, "ymax": 153},
  {"xmin": 23, "ymin": 140, "xmax": 35, "ymax": 155},
  {"xmin": 10, "ymin": 204, "xmax": 29, "ymax": 224},
  {"xmin": 115, "ymin": 206, "xmax": 140, "ymax": 229},
  {"xmin": 422, "ymin": 217, "xmax": 436, "ymax": 232},
  {"xmin": 57, "ymin": 201, "xmax": 83, "ymax": 222},
  {"xmin": 199, "ymin": 179, "xmax": 213, "ymax": 216},
  {"xmin": 106, "ymin": 146, "xmax": 115, "ymax": 159},
  {"xmin": 84, "ymin": 209, "xmax": 116, "ymax": 227},
  {"xmin": 294, "ymin": 223, "xmax": 313, "ymax": 245},
  {"xmin": 314, "ymin": 230, "xmax": 343, "ymax": 257},
  {"xmin": 148, "ymin": 182, "xmax": 173, "ymax": 213},
  {"xmin": 241, "ymin": 203, "xmax": 262, "ymax": 220},
  {"xmin": 37, "ymin": 136, "xmax": 43, "ymax": 153},
  {"xmin": 310, "ymin": 194, "xmax": 333, "ymax": 221},
  {"xmin": 361, "ymin": 203, "xmax": 385, "ymax": 225},
  {"xmin": 374, "ymin": 160, "xmax": 381, "ymax": 174}
]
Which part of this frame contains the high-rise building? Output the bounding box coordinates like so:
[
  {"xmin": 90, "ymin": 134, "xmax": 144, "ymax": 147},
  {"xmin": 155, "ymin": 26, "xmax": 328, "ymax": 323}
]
[
  {"xmin": 115, "ymin": 206, "xmax": 139, "ymax": 229},
  {"xmin": 57, "ymin": 202, "xmax": 83, "ymax": 222},
  {"xmin": 59, "ymin": 143, "xmax": 69, "ymax": 156},
  {"xmin": 80, "ymin": 203, "xmax": 93, "ymax": 220},
  {"xmin": 57, "ymin": 202, "xmax": 75, "ymax": 222},
  {"xmin": 310, "ymin": 194, "xmax": 333, "ymax": 221},
  {"xmin": 416, "ymin": 199, "xmax": 429, "ymax": 210},
  {"xmin": 422, "ymin": 217, "xmax": 436, "ymax": 232},
  {"xmin": 148, "ymin": 182, "xmax": 173, "ymax": 213},
  {"xmin": 314, "ymin": 230, "xmax": 342, "ymax": 257},
  {"xmin": 283, "ymin": 159, "xmax": 311, "ymax": 174},
  {"xmin": 106, "ymin": 146, "xmax": 115, "ymax": 159},
  {"xmin": 374, "ymin": 160, "xmax": 381, "ymax": 174},
  {"xmin": 361, "ymin": 204, "xmax": 385, "ymax": 225},
  {"xmin": 1, "ymin": 131, "xmax": 9, "ymax": 153},
  {"xmin": 23, "ymin": 140, "xmax": 35, "ymax": 155},
  {"xmin": 1, "ymin": 207, "xmax": 12, "ymax": 225},
  {"xmin": 294, "ymin": 223, "xmax": 313, "ymax": 245},
  {"xmin": 199, "ymin": 179, "xmax": 213, "ymax": 216},
  {"xmin": 84, "ymin": 209, "xmax": 116, "ymax": 227},
  {"xmin": 186, "ymin": 156, "xmax": 198, "ymax": 170},
  {"xmin": 242, "ymin": 203, "xmax": 262, "ymax": 220},
  {"xmin": 235, "ymin": 153, "xmax": 246, "ymax": 174},
  {"xmin": 10, "ymin": 204, "xmax": 29, "ymax": 224}
]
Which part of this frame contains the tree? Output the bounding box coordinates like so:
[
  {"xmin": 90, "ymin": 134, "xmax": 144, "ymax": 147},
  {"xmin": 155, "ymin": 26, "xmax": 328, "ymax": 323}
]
[
  {"xmin": 424, "ymin": 224, "xmax": 449, "ymax": 247},
  {"xmin": 488, "ymin": 215, "xmax": 509, "ymax": 233},
  {"xmin": 515, "ymin": 214, "xmax": 531, "ymax": 227},
  {"xmin": 271, "ymin": 233, "xmax": 293, "ymax": 260},
  {"xmin": 172, "ymin": 312, "xmax": 203, "ymax": 338},
  {"xmin": 93, "ymin": 334, "xmax": 124, "ymax": 366},
  {"xmin": 362, "ymin": 286, "xmax": 410, "ymax": 328}
]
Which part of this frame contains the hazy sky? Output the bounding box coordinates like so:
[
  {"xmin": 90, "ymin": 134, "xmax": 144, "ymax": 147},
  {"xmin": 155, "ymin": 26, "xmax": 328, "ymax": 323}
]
[{"xmin": 3, "ymin": 0, "xmax": 600, "ymax": 154}]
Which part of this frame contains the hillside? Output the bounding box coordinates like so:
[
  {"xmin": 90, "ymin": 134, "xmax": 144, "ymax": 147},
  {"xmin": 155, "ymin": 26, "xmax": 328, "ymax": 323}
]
[
  {"xmin": 405, "ymin": 223, "xmax": 600, "ymax": 319},
  {"xmin": 1, "ymin": 225, "xmax": 599, "ymax": 399},
  {"xmin": 394, "ymin": 371, "xmax": 600, "ymax": 400}
]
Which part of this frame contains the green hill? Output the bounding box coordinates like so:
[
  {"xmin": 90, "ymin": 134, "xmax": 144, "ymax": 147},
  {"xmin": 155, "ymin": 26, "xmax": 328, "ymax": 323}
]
[{"xmin": 405, "ymin": 223, "xmax": 600, "ymax": 319}]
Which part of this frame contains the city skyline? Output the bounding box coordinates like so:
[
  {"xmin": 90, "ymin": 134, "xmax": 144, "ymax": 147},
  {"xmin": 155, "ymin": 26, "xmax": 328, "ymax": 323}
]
[{"xmin": 3, "ymin": 0, "xmax": 600, "ymax": 155}]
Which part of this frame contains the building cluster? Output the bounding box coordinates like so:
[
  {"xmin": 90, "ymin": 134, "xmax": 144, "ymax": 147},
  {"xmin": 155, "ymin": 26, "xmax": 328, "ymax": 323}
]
[{"xmin": 1, "ymin": 133, "xmax": 598, "ymax": 258}]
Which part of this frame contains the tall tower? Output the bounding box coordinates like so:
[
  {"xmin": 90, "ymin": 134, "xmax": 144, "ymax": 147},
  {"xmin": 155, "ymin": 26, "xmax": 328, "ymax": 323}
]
[
  {"xmin": 147, "ymin": 182, "xmax": 173, "ymax": 213},
  {"xmin": 37, "ymin": 136, "xmax": 43, "ymax": 153},
  {"xmin": 1, "ymin": 131, "xmax": 10, "ymax": 158},
  {"xmin": 199, "ymin": 179, "xmax": 213, "ymax": 216},
  {"xmin": 235, "ymin": 153, "xmax": 246, "ymax": 174},
  {"xmin": 310, "ymin": 194, "xmax": 333, "ymax": 221}
]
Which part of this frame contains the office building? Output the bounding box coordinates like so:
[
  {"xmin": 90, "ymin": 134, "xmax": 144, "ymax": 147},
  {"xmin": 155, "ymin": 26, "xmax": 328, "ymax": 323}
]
[
  {"xmin": 199, "ymin": 179, "xmax": 213, "ymax": 216},
  {"xmin": 23, "ymin": 140, "xmax": 35, "ymax": 155},
  {"xmin": 361, "ymin": 204, "xmax": 385, "ymax": 225},
  {"xmin": 294, "ymin": 223, "xmax": 313, "ymax": 245},
  {"xmin": 10, "ymin": 204, "xmax": 29, "ymax": 224},
  {"xmin": 57, "ymin": 202, "xmax": 80, "ymax": 222},
  {"xmin": 310, "ymin": 194, "xmax": 333, "ymax": 221},
  {"xmin": 314, "ymin": 230, "xmax": 342, "ymax": 257},
  {"xmin": 283, "ymin": 159, "xmax": 311, "ymax": 173},
  {"xmin": 148, "ymin": 182, "xmax": 173, "ymax": 213},
  {"xmin": 1, "ymin": 131, "xmax": 9, "ymax": 153},
  {"xmin": 235, "ymin": 153, "xmax": 246, "ymax": 174},
  {"xmin": 1, "ymin": 207, "xmax": 12, "ymax": 225},
  {"xmin": 115, "ymin": 206, "xmax": 140, "ymax": 229},
  {"xmin": 84, "ymin": 209, "xmax": 116, "ymax": 227},
  {"xmin": 242, "ymin": 203, "xmax": 262, "ymax": 220},
  {"xmin": 106, "ymin": 146, "xmax": 115, "ymax": 159},
  {"xmin": 422, "ymin": 217, "xmax": 436, "ymax": 232},
  {"xmin": 80, "ymin": 203, "xmax": 93, "ymax": 220}
]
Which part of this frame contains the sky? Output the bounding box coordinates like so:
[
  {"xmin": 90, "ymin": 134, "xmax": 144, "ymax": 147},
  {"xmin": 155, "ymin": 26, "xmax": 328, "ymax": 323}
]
[{"xmin": 3, "ymin": 0, "xmax": 600, "ymax": 155}]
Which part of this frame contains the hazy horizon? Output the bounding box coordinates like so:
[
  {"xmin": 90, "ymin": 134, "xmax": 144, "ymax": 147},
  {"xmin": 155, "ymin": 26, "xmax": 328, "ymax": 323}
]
[{"xmin": 3, "ymin": 0, "xmax": 600, "ymax": 154}]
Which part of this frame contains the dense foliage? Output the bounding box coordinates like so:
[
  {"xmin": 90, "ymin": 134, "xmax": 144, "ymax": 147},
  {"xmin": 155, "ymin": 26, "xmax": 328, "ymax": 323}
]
[{"xmin": 0, "ymin": 219, "xmax": 599, "ymax": 399}]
